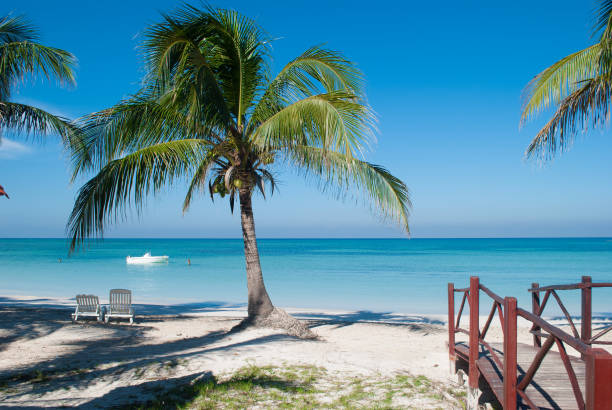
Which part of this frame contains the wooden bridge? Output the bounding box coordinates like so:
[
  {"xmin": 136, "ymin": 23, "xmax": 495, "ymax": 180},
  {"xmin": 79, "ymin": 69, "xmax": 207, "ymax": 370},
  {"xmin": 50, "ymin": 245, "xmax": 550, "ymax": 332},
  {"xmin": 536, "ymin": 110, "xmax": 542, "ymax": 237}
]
[{"xmin": 448, "ymin": 276, "xmax": 612, "ymax": 409}]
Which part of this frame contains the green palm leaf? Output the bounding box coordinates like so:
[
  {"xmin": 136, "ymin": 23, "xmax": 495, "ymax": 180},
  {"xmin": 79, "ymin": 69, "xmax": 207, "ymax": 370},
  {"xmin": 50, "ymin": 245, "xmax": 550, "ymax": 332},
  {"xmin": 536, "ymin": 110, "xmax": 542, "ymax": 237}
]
[
  {"xmin": 0, "ymin": 102, "xmax": 81, "ymax": 148},
  {"xmin": 0, "ymin": 15, "xmax": 75, "ymax": 100},
  {"xmin": 248, "ymin": 46, "xmax": 364, "ymax": 131},
  {"xmin": 521, "ymin": 0, "xmax": 612, "ymax": 159},
  {"xmin": 0, "ymin": 14, "xmax": 76, "ymax": 154},
  {"xmin": 286, "ymin": 145, "xmax": 411, "ymax": 233},
  {"xmin": 68, "ymin": 139, "xmax": 209, "ymax": 251},
  {"xmin": 251, "ymin": 90, "xmax": 375, "ymax": 159},
  {"xmin": 521, "ymin": 44, "xmax": 602, "ymax": 123},
  {"xmin": 73, "ymin": 95, "xmax": 218, "ymax": 176},
  {"xmin": 525, "ymin": 78, "xmax": 611, "ymax": 159}
]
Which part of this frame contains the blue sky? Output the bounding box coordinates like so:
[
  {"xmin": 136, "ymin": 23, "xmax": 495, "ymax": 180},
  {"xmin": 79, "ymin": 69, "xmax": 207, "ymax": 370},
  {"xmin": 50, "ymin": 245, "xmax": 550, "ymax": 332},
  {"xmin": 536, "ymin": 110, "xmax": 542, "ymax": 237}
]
[{"xmin": 1, "ymin": 0, "xmax": 611, "ymax": 238}]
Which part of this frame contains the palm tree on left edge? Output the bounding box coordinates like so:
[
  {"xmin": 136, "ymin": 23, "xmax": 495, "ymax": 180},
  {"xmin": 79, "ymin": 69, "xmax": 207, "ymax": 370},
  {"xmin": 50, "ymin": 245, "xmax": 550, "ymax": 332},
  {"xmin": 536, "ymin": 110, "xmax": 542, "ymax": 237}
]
[{"xmin": 0, "ymin": 15, "xmax": 78, "ymax": 198}]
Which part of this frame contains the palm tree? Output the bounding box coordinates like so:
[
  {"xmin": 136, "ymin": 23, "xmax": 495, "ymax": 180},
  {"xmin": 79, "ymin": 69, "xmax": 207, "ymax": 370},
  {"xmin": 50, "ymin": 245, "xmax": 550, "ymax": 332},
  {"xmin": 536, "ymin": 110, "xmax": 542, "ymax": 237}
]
[
  {"xmin": 68, "ymin": 5, "xmax": 411, "ymax": 336},
  {"xmin": 521, "ymin": 0, "xmax": 612, "ymax": 160},
  {"xmin": 0, "ymin": 15, "xmax": 77, "ymax": 194}
]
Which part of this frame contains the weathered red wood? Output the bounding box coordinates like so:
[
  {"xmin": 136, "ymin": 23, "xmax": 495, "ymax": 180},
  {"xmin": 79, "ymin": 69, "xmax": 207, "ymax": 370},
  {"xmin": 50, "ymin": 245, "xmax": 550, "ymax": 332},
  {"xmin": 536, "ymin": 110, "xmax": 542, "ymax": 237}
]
[
  {"xmin": 449, "ymin": 277, "xmax": 612, "ymax": 409},
  {"xmin": 555, "ymin": 338, "xmax": 585, "ymax": 409},
  {"xmin": 479, "ymin": 283, "xmax": 504, "ymax": 304},
  {"xmin": 551, "ymin": 289, "xmax": 580, "ymax": 339},
  {"xmin": 586, "ymin": 348, "xmax": 612, "ymax": 409},
  {"xmin": 455, "ymin": 291, "xmax": 467, "ymax": 329},
  {"xmin": 480, "ymin": 301, "xmax": 498, "ymax": 340},
  {"xmin": 536, "ymin": 289, "xmax": 551, "ymax": 316},
  {"xmin": 469, "ymin": 276, "xmax": 480, "ymax": 390},
  {"xmin": 517, "ymin": 308, "xmax": 590, "ymax": 354},
  {"xmin": 588, "ymin": 282, "xmax": 612, "ymax": 287},
  {"xmin": 480, "ymin": 338, "xmax": 503, "ymax": 369},
  {"xmin": 529, "ymin": 283, "xmax": 584, "ymax": 292},
  {"xmin": 591, "ymin": 325, "xmax": 612, "ymax": 342},
  {"xmin": 530, "ymin": 281, "xmax": 612, "ymax": 291},
  {"xmin": 581, "ymin": 276, "xmax": 592, "ymax": 349},
  {"xmin": 516, "ymin": 389, "xmax": 538, "ymax": 410},
  {"xmin": 517, "ymin": 334, "xmax": 555, "ymax": 391},
  {"xmin": 531, "ymin": 282, "xmax": 541, "ymax": 348},
  {"xmin": 496, "ymin": 302, "xmax": 505, "ymax": 336},
  {"xmin": 448, "ymin": 283, "xmax": 455, "ymax": 363},
  {"xmin": 503, "ymin": 297, "xmax": 518, "ymax": 410}
]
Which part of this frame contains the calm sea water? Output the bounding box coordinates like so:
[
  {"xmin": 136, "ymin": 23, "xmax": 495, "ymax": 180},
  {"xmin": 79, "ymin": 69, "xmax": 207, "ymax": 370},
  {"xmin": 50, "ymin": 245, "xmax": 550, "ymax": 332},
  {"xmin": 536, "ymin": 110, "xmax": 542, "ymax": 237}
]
[{"xmin": 1, "ymin": 238, "xmax": 611, "ymax": 314}]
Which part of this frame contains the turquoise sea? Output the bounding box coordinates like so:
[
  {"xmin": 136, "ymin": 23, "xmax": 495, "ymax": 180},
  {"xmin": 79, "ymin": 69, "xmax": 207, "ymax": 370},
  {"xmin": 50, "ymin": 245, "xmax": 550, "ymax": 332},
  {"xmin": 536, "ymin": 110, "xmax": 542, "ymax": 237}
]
[{"xmin": 1, "ymin": 238, "xmax": 611, "ymax": 314}]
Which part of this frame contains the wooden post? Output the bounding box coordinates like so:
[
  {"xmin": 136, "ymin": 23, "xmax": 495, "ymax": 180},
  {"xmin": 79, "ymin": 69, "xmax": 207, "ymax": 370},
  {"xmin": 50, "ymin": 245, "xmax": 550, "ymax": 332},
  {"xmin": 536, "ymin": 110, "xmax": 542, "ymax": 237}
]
[
  {"xmin": 581, "ymin": 276, "xmax": 592, "ymax": 346},
  {"xmin": 503, "ymin": 297, "xmax": 518, "ymax": 410},
  {"xmin": 586, "ymin": 348, "xmax": 612, "ymax": 409},
  {"xmin": 532, "ymin": 282, "xmax": 541, "ymax": 348},
  {"xmin": 448, "ymin": 283, "xmax": 456, "ymax": 373},
  {"xmin": 468, "ymin": 276, "xmax": 480, "ymax": 390}
]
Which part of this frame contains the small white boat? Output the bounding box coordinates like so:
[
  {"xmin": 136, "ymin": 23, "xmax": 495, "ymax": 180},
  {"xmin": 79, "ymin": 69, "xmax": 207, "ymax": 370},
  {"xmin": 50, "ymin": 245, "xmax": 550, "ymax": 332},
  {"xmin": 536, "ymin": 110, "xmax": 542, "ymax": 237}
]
[{"xmin": 126, "ymin": 252, "xmax": 169, "ymax": 264}]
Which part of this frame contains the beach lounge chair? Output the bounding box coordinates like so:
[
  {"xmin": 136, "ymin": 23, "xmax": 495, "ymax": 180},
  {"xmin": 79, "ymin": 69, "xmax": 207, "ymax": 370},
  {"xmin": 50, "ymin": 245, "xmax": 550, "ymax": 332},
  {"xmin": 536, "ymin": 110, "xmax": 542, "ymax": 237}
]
[
  {"xmin": 106, "ymin": 289, "xmax": 135, "ymax": 324},
  {"xmin": 72, "ymin": 294, "xmax": 104, "ymax": 322}
]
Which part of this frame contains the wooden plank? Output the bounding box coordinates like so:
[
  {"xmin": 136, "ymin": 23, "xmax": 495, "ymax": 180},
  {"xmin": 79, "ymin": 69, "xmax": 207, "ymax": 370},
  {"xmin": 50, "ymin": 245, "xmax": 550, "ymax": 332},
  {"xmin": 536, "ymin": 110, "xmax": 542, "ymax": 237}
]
[
  {"xmin": 456, "ymin": 341, "xmax": 586, "ymax": 409},
  {"xmin": 455, "ymin": 342, "xmax": 469, "ymax": 360}
]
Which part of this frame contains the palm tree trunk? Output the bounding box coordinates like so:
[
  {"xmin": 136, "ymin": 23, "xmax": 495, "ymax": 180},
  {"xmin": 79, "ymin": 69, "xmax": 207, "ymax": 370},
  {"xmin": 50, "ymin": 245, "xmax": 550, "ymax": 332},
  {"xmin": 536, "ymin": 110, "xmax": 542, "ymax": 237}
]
[{"xmin": 239, "ymin": 188, "xmax": 274, "ymax": 318}]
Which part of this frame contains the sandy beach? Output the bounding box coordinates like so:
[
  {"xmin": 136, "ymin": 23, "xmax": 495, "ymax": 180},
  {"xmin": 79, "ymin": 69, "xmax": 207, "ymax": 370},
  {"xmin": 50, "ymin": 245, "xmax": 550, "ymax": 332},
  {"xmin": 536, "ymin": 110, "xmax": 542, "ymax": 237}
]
[
  {"xmin": 2, "ymin": 296, "xmax": 607, "ymax": 408},
  {"xmin": 0, "ymin": 295, "xmax": 461, "ymax": 408}
]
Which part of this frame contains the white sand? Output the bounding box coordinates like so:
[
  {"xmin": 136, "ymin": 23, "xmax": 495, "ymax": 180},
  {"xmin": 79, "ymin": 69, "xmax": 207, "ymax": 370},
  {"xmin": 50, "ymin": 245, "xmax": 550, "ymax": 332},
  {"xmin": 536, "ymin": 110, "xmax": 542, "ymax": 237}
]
[{"xmin": 0, "ymin": 296, "xmax": 608, "ymax": 408}]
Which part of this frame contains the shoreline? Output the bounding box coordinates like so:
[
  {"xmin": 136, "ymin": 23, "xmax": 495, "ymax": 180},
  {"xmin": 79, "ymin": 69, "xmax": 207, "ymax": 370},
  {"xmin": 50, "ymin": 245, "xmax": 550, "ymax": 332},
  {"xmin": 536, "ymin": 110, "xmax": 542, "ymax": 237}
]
[
  {"xmin": 0, "ymin": 294, "xmax": 449, "ymax": 324},
  {"xmin": 3, "ymin": 294, "xmax": 612, "ymax": 325}
]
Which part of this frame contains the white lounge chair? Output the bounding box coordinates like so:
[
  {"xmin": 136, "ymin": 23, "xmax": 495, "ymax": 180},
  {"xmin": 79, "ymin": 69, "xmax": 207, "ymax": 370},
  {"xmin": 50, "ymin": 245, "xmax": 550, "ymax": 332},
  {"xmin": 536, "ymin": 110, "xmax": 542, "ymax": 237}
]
[
  {"xmin": 72, "ymin": 294, "xmax": 103, "ymax": 322},
  {"xmin": 106, "ymin": 289, "xmax": 134, "ymax": 324}
]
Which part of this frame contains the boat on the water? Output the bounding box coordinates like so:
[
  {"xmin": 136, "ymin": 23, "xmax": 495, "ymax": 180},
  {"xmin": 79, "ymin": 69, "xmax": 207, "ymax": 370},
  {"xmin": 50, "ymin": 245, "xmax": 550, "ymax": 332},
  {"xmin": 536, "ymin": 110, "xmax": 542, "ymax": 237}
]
[{"xmin": 126, "ymin": 252, "xmax": 169, "ymax": 264}]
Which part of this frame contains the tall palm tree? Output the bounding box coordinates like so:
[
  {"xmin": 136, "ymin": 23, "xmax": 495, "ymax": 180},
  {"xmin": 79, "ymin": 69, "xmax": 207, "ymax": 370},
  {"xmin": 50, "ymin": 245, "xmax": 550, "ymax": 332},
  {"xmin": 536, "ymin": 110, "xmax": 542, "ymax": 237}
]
[
  {"xmin": 0, "ymin": 15, "xmax": 77, "ymax": 196},
  {"xmin": 521, "ymin": 0, "xmax": 612, "ymax": 160},
  {"xmin": 68, "ymin": 5, "xmax": 411, "ymax": 336}
]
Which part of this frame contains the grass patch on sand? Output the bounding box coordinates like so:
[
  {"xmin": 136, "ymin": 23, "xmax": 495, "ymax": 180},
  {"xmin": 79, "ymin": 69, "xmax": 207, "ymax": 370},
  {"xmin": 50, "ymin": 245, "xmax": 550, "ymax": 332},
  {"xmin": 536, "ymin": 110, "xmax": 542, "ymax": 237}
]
[{"xmin": 130, "ymin": 365, "xmax": 466, "ymax": 409}]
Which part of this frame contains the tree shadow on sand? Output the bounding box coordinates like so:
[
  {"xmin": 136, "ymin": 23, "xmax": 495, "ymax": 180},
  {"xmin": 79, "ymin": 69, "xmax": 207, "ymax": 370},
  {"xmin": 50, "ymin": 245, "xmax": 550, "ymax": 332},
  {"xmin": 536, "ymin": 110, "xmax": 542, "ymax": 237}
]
[
  {"xmin": 0, "ymin": 305, "xmax": 307, "ymax": 408},
  {"xmin": 296, "ymin": 310, "xmax": 445, "ymax": 330},
  {"xmin": 0, "ymin": 306, "xmax": 70, "ymax": 353},
  {"xmin": 0, "ymin": 301, "xmax": 446, "ymax": 408}
]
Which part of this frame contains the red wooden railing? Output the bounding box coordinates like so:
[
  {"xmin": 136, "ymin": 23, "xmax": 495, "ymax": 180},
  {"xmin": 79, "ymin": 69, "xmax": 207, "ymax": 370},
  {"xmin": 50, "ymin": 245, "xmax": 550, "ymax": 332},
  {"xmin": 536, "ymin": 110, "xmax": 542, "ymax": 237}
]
[
  {"xmin": 448, "ymin": 276, "xmax": 612, "ymax": 409},
  {"xmin": 529, "ymin": 276, "xmax": 612, "ymax": 348}
]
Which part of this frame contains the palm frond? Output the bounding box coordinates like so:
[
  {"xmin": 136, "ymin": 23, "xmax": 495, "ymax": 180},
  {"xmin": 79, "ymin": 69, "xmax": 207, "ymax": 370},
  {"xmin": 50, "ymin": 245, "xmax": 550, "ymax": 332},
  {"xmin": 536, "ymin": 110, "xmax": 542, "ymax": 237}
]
[
  {"xmin": 521, "ymin": 44, "xmax": 602, "ymax": 123},
  {"xmin": 142, "ymin": 4, "xmax": 268, "ymax": 128},
  {"xmin": 182, "ymin": 151, "xmax": 219, "ymax": 212},
  {"xmin": 286, "ymin": 145, "xmax": 411, "ymax": 233},
  {"xmin": 205, "ymin": 6, "xmax": 269, "ymax": 126},
  {"xmin": 72, "ymin": 95, "xmax": 218, "ymax": 177},
  {"xmin": 525, "ymin": 78, "xmax": 611, "ymax": 159},
  {"xmin": 0, "ymin": 15, "xmax": 75, "ymax": 100},
  {"xmin": 593, "ymin": 0, "xmax": 612, "ymax": 39},
  {"xmin": 251, "ymin": 91, "xmax": 375, "ymax": 159},
  {"xmin": 141, "ymin": 11, "xmax": 232, "ymax": 127},
  {"xmin": 68, "ymin": 139, "xmax": 209, "ymax": 251},
  {"xmin": 249, "ymin": 46, "xmax": 364, "ymax": 132},
  {"xmin": 0, "ymin": 15, "xmax": 37, "ymax": 43},
  {"xmin": 0, "ymin": 101, "xmax": 81, "ymax": 147}
]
